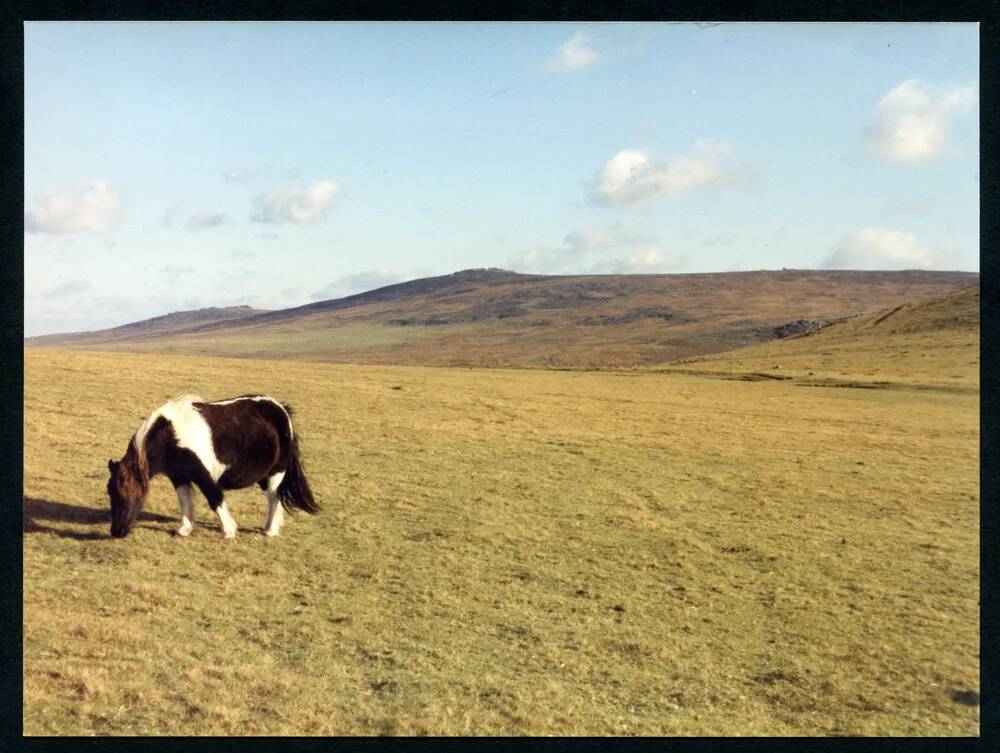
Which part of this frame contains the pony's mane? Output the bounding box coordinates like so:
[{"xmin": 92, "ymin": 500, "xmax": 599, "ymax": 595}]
[{"xmin": 118, "ymin": 436, "xmax": 151, "ymax": 499}]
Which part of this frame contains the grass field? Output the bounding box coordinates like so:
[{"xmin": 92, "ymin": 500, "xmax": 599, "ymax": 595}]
[{"xmin": 23, "ymin": 348, "xmax": 979, "ymax": 736}]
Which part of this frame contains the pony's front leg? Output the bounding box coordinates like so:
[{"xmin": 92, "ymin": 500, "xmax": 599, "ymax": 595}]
[
  {"xmin": 194, "ymin": 476, "xmax": 237, "ymax": 539},
  {"xmin": 214, "ymin": 501, "xmax": 238, "ymax": 539},
  {"xmin": 174, "ymin": 483, "xmax": 196, "ymax": 537}
]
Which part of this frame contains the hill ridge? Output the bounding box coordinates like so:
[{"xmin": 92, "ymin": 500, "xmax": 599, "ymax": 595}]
[
  {"xmin": 25, "ymin": 268, "xmax": 979, "ymax": 369},
  {"xmin": 25, "ymin": 304, "xmax": 271, "ymax": 346}
]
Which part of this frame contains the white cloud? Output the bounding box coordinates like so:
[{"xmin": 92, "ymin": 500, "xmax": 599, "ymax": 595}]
[
  {"xmin": 251, "ymin": 180, "xmax": 339, "ymax": 225},
  {"xmin": 864, "ymin": 79, "xmax": 977, "ymax": 164},
  {"xmin": 823, "ymin": 227, "xmax": 934, "ymax": 270},
  {"xmin": 544, "ymin": 31, "xmax": 601, "ymax": 73},
  {"xmin": 563, "ymin": 223, "xmax": 653, "ymax": 254},
  {"xmin": 592, "ymin": 246, "xmax": 685, "ymax": 274},
  {"xmin": 507, "ymin": 246, "xmax": 563, "ymax": 273},
  {"xmin": 591, "ymin": 141, "xmax": 747, "ymax": 207},
  {"xmin": 507, "ymin": 223, "xmax": 683, "ymax": 275},
  {"xmin": 25, "ymin": 180, "xmax": 123, "ymax": 234},
  {"xmin": 310, "ymin": 269, "xmax": 412, "ymax": 301},
  {"xmin": 186, "ymin": 210, "xmax": 225, "ymax": 231}
]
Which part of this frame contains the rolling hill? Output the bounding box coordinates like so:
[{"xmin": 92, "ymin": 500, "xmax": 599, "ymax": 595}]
[
  {"xmin": 25, "ymin": 268, "xmax": 978, "ymax": 369},
  {"xmin": 654, "ymin": 284, "xmax": 980, "ymax": 390},
  {"xmin": 26, "ymin": 305, "xmax": 271, "ymax": 348}
]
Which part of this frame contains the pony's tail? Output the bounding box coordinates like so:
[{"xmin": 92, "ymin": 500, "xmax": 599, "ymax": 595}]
[{"xmin": 277, "ymin": 435, "xmax": 320, "ymax": 514}]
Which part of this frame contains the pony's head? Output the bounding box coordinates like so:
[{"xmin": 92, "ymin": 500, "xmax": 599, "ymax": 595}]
[{"xmin": 107, "ymin": 449, "xmax": 148, "ymax": 538}]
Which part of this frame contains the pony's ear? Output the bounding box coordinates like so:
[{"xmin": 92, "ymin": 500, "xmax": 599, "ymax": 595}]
[{"xmin": 108, "ymin": 458, "xmax": 117, "ymax": 473}]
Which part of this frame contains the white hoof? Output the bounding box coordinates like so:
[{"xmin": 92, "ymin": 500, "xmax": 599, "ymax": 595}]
[
  {"xmin": 263, "ymin": 528, "xmax": 280, "ymax": 537},
  {"xmin": 223, "ymin": 528, "xmax": 238, "ymax": 540},
  {"xmin": 175, "ymin": 526, "xmax": 192, "ymax": 537}
]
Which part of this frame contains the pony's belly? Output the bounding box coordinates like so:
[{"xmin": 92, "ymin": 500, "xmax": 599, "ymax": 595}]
[{"xmin": 217, "ymin": 467, "xmax": 267, "ymax": 490}]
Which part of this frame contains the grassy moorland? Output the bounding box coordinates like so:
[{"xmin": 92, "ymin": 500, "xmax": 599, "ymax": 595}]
[
  {"xmin": 25, "ymin": 268, "xmax": 977, "ymax": 368},
  {"xmin": 655, "ymin": 285, "xmax": 979, "ymax": 392},
  {"xmin": 23, "ymin": 333, "xmax": 978, "ymax": 735}
]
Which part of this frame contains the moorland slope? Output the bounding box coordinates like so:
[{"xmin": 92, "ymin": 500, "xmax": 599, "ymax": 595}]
[
  {"xmin": 654, "ymin": 284, "xmax": 980, "ymax": 390},
  {"xmin": 24, "ymin": 268, "xmax": 978, "ymax": 368},
  {"xmin": 26, "ymin": 305, "xmax": 271, "ymax": 347}
]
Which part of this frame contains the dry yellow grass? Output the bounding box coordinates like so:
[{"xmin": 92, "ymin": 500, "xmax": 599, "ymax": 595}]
[{"xmin": 24, "ymin": 348, "xmax": 978, "ymax": 736}]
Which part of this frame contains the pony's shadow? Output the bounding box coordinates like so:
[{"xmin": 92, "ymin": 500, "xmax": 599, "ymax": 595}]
[{"xmin": 23, "ymin": 497, "xmax": 175, "ymax": 541}]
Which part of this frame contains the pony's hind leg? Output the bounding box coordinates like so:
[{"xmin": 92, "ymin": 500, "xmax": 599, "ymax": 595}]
[
  {"xmin": 261, "ymin": 471, "xmax": 286, "ymax": 537},
  {"xmin": 175, "ymin": 483, "xmax": 196, "ymax": 537}
]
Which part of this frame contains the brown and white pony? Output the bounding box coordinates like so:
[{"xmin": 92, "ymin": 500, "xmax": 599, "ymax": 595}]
[{"xmin": 106, "ymin": 394, "xmax": 319, "ymax": 539}]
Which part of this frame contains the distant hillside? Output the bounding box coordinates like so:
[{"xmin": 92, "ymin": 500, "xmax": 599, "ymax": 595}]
[
  {"xmin": 26, "ymin": 305, "xmax": 270, "ymax": 347},
  {"xmin": 25, "ymin": 268, "xmax": 979, "ymax": 369},
  {"xmin": 655, "ymin": 285, "xmax": 980, "ymax": 390}
]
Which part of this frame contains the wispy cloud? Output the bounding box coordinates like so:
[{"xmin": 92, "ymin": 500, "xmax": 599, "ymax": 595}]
[
  {"xmin": 25, "ymin": 180, "xmax": 123, "ymax": 234},
  {"xmin": 563, "ymin": 224, "xmax": 652, "ymax": 254},
  {"xmin": 544, "ymin": 31, "xmax": 601, "ymax": 73},
  {"xmin": 161, "ymin": 204, "xmax": 181, "ymax": 229},
  {"xmin": 186, "ymin": 210, "xmax": 225, "ymax": 231},
  {"xmin": 864, "ymin": 79, "xmax": 977, "ymax": 164},
  {"xmin": 251, "ymin": 180, "xmax": 339, "ymax": 225},
  {"xmin": 507, "ymin": 223, "xmax": 684, "ymax": 275},
  {"xmin": 822, "ymin": 227, "xmax": 934, "ymax": 270},
  {"xmin": 310, "ymin": 269, "xmax": 414, "ymax": 301},
  {"xmin": 591, "ymin": 141, "xmax": 751, "ymax": 208},
  {"xmin": 591, "ymin": 246, "xmax": 684, "ymax": 274},
  {"xmin": 44, "ymin": 279, "xmax": 91, "ymax": 298}
]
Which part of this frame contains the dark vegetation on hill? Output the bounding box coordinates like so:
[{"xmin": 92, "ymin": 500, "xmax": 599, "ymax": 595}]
[
  {"xmin": 25, "ymin": 268, "xmax": 978, "ymax": 368},
  {"xmin": 26, "ymin": 305, "xmax": 270, "ymax": 347}
]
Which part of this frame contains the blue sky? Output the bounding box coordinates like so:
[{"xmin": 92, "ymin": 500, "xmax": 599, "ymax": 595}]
[{"xmin": 24, "ymin": 22, "xmax": 979, "ymax": 336}]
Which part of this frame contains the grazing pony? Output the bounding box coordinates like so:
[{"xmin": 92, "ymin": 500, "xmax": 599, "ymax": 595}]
[{"xmin": 107, "ymin": 394, "xmax": 319, "ymax": 539}]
